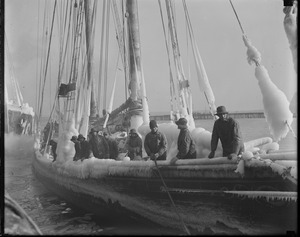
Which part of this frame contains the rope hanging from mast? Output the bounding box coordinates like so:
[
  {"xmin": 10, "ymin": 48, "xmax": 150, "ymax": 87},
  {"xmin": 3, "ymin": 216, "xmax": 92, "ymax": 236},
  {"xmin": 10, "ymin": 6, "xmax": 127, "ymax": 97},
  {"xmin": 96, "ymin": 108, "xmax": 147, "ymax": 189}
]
[
  {"xmin": 229, "ymin": 0, "xmax": 245, "ymax": 35},
  {"xmin": 182, "ymin": 0, "xmax": 216, "ymax": 117},
  {"xmin": 158, "ymin": 0, "xmax": 180, "ymax": 120},
  {"xmin": 38, "ymin": 0, "xmax": 57, "ymax": 122}
]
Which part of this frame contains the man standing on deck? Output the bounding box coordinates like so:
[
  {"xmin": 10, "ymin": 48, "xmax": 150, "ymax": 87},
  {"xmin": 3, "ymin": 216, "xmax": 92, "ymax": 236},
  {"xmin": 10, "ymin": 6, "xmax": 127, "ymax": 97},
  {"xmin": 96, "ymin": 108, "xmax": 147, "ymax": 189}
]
[
  {"xmin": 77, "ymin": 134, "xmax": 92, "ymax": 161},
  {"xmin": 125, "ymin": 128, "xmax": 143, "ymax": 160},
  {"xmin": 49, "ymin": 139, "xmax": 57, "ymax": 162},
  {"xmin": 103, "ymin": 132, "xmax": 119, "ymax": 159},
  {"xmin": 88, "ymin": 128, "xmax": 110, "ymax": 159},
  {"xmin": 208, "ymin": 106, "xmax": 245, "ymax": 160},
  {"xmin": 71, "ymin": 135, "xmax": 81, "ymax": 161},
  {"xmin": 170, "ymin": 118, "xmax": 196, "ymax": 165},
  {"xmin": 144, "ymin": 120, "xmax": 168, "ymax": 161}
]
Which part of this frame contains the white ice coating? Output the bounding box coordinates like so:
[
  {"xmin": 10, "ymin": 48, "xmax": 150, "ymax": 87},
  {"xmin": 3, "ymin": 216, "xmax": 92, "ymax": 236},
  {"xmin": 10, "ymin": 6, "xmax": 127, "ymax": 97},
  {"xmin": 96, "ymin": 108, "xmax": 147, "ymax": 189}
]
[
  {"xmin": 56, "ymin": 118, "xmax": 78, "ymax": 164},
  {"xmin": 254, "ymin": 66, "xmax": 293, "ymax": 141},
  {"xmin": 289, "ymin": 91, "xmax": 297, "ymax": 115},
  {"xmin": 234, "ymin": 159, "xmax": 245, "ymax": 176},
  {"xmin": 283, "ymin": 3, "xmax": 298, "ymax": 73},
  {"xmin": 242, "ymin": 35, "xmax": 261, "ymax": 66},
  {"xmin": 38, "ymin": 114, "xmax": 292, "ymax": 181}
]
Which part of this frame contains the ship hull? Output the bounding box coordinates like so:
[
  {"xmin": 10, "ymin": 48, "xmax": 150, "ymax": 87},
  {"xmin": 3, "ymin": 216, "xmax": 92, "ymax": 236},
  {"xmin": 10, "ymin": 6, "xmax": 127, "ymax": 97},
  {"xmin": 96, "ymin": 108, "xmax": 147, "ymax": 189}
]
[{"xmin": 32, "ymin": 150, "xmax": 297, "ymax": 235}]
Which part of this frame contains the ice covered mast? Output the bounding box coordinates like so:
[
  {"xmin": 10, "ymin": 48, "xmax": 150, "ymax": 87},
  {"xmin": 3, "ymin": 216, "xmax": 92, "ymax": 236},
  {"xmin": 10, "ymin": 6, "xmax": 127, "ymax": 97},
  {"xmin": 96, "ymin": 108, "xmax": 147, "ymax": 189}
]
[{"xmin": 126, "ymin": 0, "xmax": 149, "ymax": 129}]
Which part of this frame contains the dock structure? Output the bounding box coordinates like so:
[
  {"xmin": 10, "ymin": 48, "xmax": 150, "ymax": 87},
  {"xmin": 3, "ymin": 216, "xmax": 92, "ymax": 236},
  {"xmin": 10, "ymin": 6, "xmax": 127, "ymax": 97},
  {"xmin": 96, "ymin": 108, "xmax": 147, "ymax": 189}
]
[{"xmin": 150, "ymin": 111, "xmax": 268, "ymax": 121}]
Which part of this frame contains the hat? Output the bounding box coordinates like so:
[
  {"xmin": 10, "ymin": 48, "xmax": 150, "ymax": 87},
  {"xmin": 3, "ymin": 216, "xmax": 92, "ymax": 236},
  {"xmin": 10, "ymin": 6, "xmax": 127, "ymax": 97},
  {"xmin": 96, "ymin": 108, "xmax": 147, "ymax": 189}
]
[
  {"xmin": 129, "ymin": 128, "xmax": 137, "ymax": 134},
  {"xmin": 149, "ymin": 120, "xmax": 158, "ymax": 129},
  {"xmin": 78, "ymin": 134, "xmax": 85, "ymax": 140},
  {"xmin": 90, "ymin": 128, "xmax": 98, "ymax": 133},
  {"xmin": 215, "ymin": 106, "xmax": 228, "ymax": 115},
  {"xmin": 175, "ymin": 118, "xmax": 187, "ymax": 126},
  {"xmin": 70, "ymin": 135, "xmax": 78, "ymax": 141},
  {"xmin": 283, "ymin": 0, "xmax": 294, "ymax": 6}
]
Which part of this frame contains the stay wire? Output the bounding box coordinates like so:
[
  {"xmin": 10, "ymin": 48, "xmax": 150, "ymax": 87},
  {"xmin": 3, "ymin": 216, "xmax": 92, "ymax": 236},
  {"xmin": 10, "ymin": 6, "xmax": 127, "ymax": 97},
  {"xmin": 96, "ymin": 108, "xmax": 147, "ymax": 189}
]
[
  {"xmin": 153, "ymin": 159, "xmax": 191, "ymax": 235},
  {"xmin": 229, "ymin": 0, "xmax": 245, "ymax": 35}
]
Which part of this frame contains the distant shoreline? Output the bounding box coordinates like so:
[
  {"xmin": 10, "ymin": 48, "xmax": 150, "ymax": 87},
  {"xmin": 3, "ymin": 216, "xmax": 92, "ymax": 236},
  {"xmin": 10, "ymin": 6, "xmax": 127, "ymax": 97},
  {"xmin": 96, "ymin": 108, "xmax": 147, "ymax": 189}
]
[
  {"xmin": 150, "ymin": 111, "xmax": 297, "ymax": 121},
  {"xmin": 40, "ymin": 111, "xmax": 297, "ymax": 122}
]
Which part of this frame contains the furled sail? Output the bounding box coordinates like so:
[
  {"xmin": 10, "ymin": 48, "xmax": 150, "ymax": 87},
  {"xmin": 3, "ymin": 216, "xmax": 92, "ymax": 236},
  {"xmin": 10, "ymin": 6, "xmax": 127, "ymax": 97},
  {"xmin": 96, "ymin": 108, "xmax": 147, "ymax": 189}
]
[{"xmin": 182, "ymin": 0, "xmax": 216, "ymax": 116}]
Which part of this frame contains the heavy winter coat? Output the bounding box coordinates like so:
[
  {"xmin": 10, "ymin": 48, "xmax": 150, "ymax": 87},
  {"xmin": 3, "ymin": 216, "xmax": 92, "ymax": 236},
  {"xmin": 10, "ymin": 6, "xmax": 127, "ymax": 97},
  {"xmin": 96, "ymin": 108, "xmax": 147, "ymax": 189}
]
[
  {"xmin": 176, "ymin": 128, "xmax": 196, "ymax": 159},
  {"xmin": 144, "ymin": 131, "xmax": 167, "ymax": 160},
  {"xmin": 211, "ymin": 117, "xmax": 244, "ymax": 156},
  {"xmin": 125, "ymin": 135, "xmax": 142, "ymax": 160}
]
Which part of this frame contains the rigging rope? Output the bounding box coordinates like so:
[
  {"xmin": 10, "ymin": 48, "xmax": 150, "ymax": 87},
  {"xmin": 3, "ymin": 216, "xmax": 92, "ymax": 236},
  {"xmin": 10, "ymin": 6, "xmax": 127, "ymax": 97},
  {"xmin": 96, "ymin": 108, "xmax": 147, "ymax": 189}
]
[
  {"xmin": 153, "ymin": 159, "xmax": 191, "ymax": 235},
  {"xmin": 38, "ymin": 0, "xmax": 57, "ymax": 122},
  {"xmin": 98, "ymin": 0, "xmax": 107, "ymax": 114},
  {"xmin": 182, "ymin": 0, "xmax": 216, "ymax": 117},
  {"xmin": 285, "ymin": 121, "xmax": 297, "ymax": 140},
  {"xmin": 229, "ymin": 0, "xmax": 245, "ymax": 35},
  {"xmin": 103, "ymin": 52, "xmax": 121, "ymax": 128},
  {"xmin": 158, "ymin": 0, "xmax": 179, "ymax": 120},
  {"xmin": 165, "ymin": 0, "xmax": 190, "ymax": 119},
  {"xmin": 103, "ymin": 0, "xmax": 111, "ymax": 113},
  {"xmin": 35, "ymin": 0, "xmax": 41, "ymax": 130},
  {"xmin": 5, "ymin": 194, "xmax": 43, "ymax": 235}
]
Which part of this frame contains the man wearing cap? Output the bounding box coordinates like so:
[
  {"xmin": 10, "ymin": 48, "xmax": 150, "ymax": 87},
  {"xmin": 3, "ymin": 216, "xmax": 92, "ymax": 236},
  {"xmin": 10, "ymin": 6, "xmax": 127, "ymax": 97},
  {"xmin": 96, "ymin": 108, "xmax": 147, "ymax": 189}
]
[
  {"xmin": 71, "ymin": 135, "xmax": 81, "ymax": 161},
  {"xmin": 208, "ymin": 106, "xmax": 244, "ymax": 160},
  {"xmin": 171, "ymin": 117, "xmax": 196, "ymax": 164},
  {"xmin": 144, "ymin": 120, "xmax": 168, "ymax": 161},
  {"xmin": 78, "ymin": 134, "xmax": 92, "ymax": 161},
  {"xmin": 49, "ymin": 139, "xmax": 57, "ymax": 162},
  {"xmin": 103, "ymin": 132, "xmax": 119, "ymax": 160},
  {"xmin": 88, "ymin": 128, "xmax": 110, "ymax": 159},
  {"xmin": 125, "ymin": 129, "xmax": 143, "ymax": 160}
]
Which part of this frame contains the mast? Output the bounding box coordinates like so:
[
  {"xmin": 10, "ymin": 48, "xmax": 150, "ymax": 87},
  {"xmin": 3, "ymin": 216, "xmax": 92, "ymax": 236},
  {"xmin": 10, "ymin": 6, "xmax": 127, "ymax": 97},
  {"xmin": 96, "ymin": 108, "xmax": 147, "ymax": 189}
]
[
  {"xmin": 84, "ymin": 0, "xmax": 97, "ymax": 117},
  {"xmin": 126, "ymin": 0, "xmax": 148, "ymax": 129}
]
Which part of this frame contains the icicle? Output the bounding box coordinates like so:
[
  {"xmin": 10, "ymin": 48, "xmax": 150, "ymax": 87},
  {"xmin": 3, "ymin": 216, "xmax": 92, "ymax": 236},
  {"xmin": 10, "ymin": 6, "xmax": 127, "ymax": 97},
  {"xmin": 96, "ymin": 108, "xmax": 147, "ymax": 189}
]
[
  {"xmin": 254, "ymin": 66, "xmax": 294, "ymax": 141},
  {"xmin": 234, "ymin": 159, "xmax": 245, "ymax": 176}
]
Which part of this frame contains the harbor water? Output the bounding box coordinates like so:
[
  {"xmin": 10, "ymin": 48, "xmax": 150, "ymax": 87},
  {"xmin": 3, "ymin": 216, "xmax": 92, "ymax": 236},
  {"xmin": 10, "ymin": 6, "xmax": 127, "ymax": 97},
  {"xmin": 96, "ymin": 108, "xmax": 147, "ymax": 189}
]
[{"xmin": 4, "ymin": 118, "xmax": 297, "ymax": 235}]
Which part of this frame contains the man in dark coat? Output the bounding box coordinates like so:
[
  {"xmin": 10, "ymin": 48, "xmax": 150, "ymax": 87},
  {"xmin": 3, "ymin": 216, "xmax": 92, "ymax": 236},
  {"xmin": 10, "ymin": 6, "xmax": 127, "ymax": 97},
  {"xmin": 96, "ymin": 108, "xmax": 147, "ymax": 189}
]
[
  {"xmin": 125, "ymin": 129, "xmax": 143, "ymax": 160},
  {"xmin": 71, "ymin": 135, "xmax": 81, "ymax": 161},
  {"xmin": 173, "ymin": 117, "xmax": 196, "ymax": 163},
  {"xmin": 49, "ymin": 139, "xmax": 57, "ymax": 162},
  {"xmin": 88, "ymin": 128, "xmax": 110, "ymax": 159},
  {"xmin": 208, "ymin": 106, "xmax": 245, "ymax": 160},
  {"xmin": 144, "ymin": 120, "xmax": 168, "ymax": 161},
  {"xmin": 78, "ymin": 134, "xmax": 92, "ymax": 161},
  {"xmin": 103, "ymin": 132, "xmax": 119, "ymax": 160}
]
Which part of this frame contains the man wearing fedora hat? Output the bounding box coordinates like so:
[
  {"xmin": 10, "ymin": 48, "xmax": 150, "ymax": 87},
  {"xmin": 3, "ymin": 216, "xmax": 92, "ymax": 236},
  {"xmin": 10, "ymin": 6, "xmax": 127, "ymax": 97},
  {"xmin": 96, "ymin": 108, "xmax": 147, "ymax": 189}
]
[
  {"xmin": 208, "ymin": 106, "xmax": 244, "ymax": 160},
  {"xmin": 170, "ymin": 117, "xmax": 196, "ymax": 164},
  {"xmin": 78, "ymin": 134, "xmax": 92, "ymax": 161}
]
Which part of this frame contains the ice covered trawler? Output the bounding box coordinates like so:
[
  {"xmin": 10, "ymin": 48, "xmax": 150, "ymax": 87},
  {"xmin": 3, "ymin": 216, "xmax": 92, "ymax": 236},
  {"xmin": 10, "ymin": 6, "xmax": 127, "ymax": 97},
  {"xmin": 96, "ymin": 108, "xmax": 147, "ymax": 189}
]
[
  {"xmin": 5, "ymin": 38, "xmax": 35, "ymax": 135},
  {"xmin": 32, "ymin": 0, "xmax": 297, "ymax": 234}
]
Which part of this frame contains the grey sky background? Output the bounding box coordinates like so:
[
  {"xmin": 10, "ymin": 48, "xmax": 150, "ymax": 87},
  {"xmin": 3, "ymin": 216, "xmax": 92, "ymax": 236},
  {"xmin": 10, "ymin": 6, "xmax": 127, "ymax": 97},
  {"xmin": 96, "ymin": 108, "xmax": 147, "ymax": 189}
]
[{"xmin": 5, "ymin": 0, "xmax": 297, "ymax": 117}]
